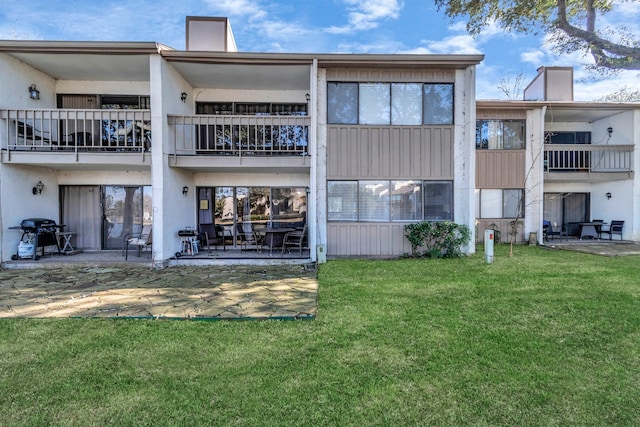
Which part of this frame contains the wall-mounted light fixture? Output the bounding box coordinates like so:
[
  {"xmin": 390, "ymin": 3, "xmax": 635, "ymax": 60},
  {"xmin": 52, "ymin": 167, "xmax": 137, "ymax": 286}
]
[
  {"xmin": 606, "ymin": 192, "xmax": 612, "ymax": 200},
  {"xmin": 180, "ymin": 92, "xmax": 188, "ymax": 103},
  {"xmin": 32, "ymin": 180, "xmax": 44, "ymax": 195},
  {"xmin": 607, "ymin": 127, "xmax": 613, "ymax": 137},
  {"xmin": 182, "ymin": 186, "xmax": 189, "ymax": 196},
  {"xmin": 305, "ymin": 93, "xmax": 310, "ymax": 103},
  {"xmin": 29, "ymin": 84, "xmax": 40, "ymax": 100}
]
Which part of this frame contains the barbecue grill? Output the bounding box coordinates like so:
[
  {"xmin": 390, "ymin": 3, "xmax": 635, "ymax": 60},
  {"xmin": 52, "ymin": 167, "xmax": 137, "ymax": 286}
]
[{"xmin": 9, "ymin": 218, "xmax": 63, "ymax": 260}]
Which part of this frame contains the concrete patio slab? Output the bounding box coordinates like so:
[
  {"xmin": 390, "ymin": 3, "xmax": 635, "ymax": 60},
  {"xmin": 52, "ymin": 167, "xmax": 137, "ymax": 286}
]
[{"xmin": 544, "ymin": 239, "xmax": 640, "ymax": 256}]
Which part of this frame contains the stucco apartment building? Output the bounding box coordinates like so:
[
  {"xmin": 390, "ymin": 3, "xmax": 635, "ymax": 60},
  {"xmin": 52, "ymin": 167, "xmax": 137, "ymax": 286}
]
[
  {"xmin": 476, "ymin": 67, "xmax": 640, "ymax": 244},
  {"xmin": 1, "ymin": 17, "xmax": 638, "ymax": 267}
]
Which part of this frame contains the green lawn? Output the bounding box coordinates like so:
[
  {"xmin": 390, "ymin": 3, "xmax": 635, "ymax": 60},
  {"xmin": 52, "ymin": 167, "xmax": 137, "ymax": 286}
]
[{"xmin": 1, "ymin": 245, "xmax": 639, "ymax": 426}]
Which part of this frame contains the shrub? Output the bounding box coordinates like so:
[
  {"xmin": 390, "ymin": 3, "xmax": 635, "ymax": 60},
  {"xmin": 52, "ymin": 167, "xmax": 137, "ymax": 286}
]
[{"xmin": 404, "ymin": 221, "xmax": 471, "ymax": 258}]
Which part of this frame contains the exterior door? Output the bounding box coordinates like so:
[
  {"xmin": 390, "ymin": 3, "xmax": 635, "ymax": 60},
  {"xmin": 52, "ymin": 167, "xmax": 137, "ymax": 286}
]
[{"xmin": 61, "ymin": 186, "xmax": 101, "ymax": 250}]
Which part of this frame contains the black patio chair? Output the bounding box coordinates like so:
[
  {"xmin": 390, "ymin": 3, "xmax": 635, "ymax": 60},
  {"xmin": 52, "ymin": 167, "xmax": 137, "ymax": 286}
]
[
  {"xmin": 237, "ymin": 223, "xmax": 262, "ymax": 252},
  {"xmin": 14, "ymin": 120, "xmax": 52, "ymax": 146},
  {"xmin": 57, "ymin": 132, "xmax": 93, "ymax": 149},
  {"xmin": 282, "ymin": 223, "xmax": 307, "ymax": 255},
  {"xmin": 199, "ymin": 223, "xmax": 226, "ymax": 253},
  {"xmin": 544, "ymin": 221, "xmax": 566, "ymax": 241},
  {"xmin": 600, "ymin": 220, "xmax": 624, "ymax": 240},
  {"xmin": 592, "ymin": 219, "xmax": 604, "ymax": 238}
]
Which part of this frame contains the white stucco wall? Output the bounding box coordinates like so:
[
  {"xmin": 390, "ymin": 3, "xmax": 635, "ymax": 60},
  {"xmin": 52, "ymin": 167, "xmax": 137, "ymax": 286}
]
[
  {"xmin": 0, "ymin": 165, "xmax": 59, "ymax": 261},
  {"xmin": 525, "ymin": 108, "xmax": 546, "ymax": 244},
  {"xmin": 454, "ymin": 67, "xmax": 477, "ymax": 254},
  {"xmin": 543, "ymin": 109, "xmax": 639, "ymax": 241},
  {"xmin": 0, "ymin": 52, "xmax": 56, "ymax": 109},
  {"xmin": 152, "ymin": 55, "xmax": 194, "ymax": 264},
  {"xmin": 315, "ymin": 66, "xmax": 327, "ymax": 261}
]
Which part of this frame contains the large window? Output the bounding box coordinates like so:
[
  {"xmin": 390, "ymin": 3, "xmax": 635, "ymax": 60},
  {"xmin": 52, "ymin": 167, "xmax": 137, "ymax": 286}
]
[
  {"xmin": 546, "ymin": 131, "xmax": 591, "ymax": 145},
  {"xmin": 328, "ymin": 181, "xmax": 358, "ymax": 221},
  {"xmin": 328, "ymin": 180, "xmax": 452, "ymax": 222},
  {"xmin": 196, "ymin": 102, "xmax": 308, "ymax": 116},
  {"xmin": 327, "ymin": 83, "xmax": 358, "ymax": 124},
  {"xmin": 392, "ymin": 84, "xmax": 423, "ymax": 125},
  {"xmin": 328, "ymin": 82, "xmax": 454, "ymax": 125},
  {"xmin": 359, "ymin": 84, "xmax": 390, "ymax": 125},
  {"xmin": 198, "ymin": 186, "xmax": 308, "ymax": 247},
  {"xmin": 476, "ymin": 120, "xmax": 525, "ymax": 149},
  {"xmin": 423, "ymin": 84, "xmax": 454, "ymax": 125},
  {"xmin": 476, "ymin": 189, "xmax": 524, "ymax": 218}
]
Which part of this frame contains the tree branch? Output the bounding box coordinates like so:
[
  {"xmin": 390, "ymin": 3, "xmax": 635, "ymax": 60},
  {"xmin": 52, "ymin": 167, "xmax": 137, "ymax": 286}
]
[{"xmin": 556, "ymin": 0, "xmax": 640, "ymax": 70}]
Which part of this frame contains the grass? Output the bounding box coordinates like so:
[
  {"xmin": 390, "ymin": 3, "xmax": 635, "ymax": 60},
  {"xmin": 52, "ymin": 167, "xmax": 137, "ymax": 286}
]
[{"xmin": 1, "ymin": 244, "xmax": 639, "ymax": 426}]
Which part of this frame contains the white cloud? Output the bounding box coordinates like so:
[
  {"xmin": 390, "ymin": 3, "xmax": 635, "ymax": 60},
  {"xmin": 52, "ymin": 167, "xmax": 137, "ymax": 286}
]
[
  {"xmin": 208, "ymin": 0, "xmax": 265, "ymax": 18},
  {"xmin": 448, "ymin": 21, "xmax": 467, "ymax": 32},
  {"xmin": 421, "ymin": 34, "xmax": 482, "ymax": 54},
  {"xmin": 336, "ymin": 39, "xmax": 406, "ymax": 54},
  {"xmin": 326, "ymin": 0, "xmax": 403, "ymax": 34},
  {"xmin": 521, "ymin": 49, "xmax": 546, "ymax": 65}
]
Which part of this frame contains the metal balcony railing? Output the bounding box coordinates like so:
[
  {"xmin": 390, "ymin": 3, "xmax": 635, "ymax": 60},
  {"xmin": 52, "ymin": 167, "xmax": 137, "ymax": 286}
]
[
  {"xmin": 1, "ymin": 109, "xmax": 151, "ymax": 153},
  {"xmin": 544, "ymin": 144, "xmax": 634, "ymax": 173},
  {"xmin": 168, "ymin": 114, "xmax": 309, "ymax": 157}
]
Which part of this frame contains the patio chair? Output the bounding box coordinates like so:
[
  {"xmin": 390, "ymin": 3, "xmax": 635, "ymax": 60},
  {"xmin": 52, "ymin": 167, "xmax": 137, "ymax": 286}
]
[
  {"xmin": 600, "ymin": 220, "xmax": 624, "ymax": 240},
  {"xmin": 123, "ymin": 225, "xmax": 152, "ymax": 260},
  {"xmin": 57, "ymin": 132, "xmax": 93, "ymax": 149},
  {"xmin": 237, "ymin": 223, "xmax": 262, "ymax": 252},
  {"xmin": 544, "ymin": 221, "xmax": 566, "ymax": 241},
  {"xmin": 199, "ymin": 223, "xmax": 226, "ymax": 253},
  {"xmin": 282, "ymin": 223, "xmax": 307, "ymax": 255},
  {"xmin": 592, "ymin": 219, "xmax": 604, "ymax": 238},
  {"xmin": 14, "ymin": 120, "xmax": 52, "ymax": 146}
]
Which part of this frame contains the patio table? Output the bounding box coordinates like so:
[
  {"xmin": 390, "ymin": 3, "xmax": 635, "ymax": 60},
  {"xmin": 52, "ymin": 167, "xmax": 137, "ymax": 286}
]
[
  {"xmin": 578, "ymin": 222, "xmax": 605, "ymax": 240},
  {"xmin": 57, "ymin": 231, "xmax": 76, "ymax": 252},
  {"xmin": 258, "ymin": 228, "xmax": 295, "ymax": 255}
]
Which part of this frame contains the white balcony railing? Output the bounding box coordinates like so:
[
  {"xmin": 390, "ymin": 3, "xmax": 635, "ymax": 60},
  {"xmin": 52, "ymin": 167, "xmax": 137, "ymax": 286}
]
[
  {"xmin": 544, "ymin": 144, "xmax": 634, "ymax": 173},
  {"xmin": 168, "ymin": 114, "xmax": 309, "ymax": 157},
  {"xmin": 1, "ymin": 109, "xmax": 151, "ymax": 153}
]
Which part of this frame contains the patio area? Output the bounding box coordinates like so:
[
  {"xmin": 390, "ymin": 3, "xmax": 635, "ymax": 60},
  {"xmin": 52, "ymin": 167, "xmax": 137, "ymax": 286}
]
[
  {"xmin": 2, "ymin": 246, "xmax": 312, "ymax": 269},
  {"xmin": 543, "ymin": 237, "xmax": 640, "ymax": 256},
  {"xmin": 0, "ymin": 263, "xmax": 317, "ymax": 320}
]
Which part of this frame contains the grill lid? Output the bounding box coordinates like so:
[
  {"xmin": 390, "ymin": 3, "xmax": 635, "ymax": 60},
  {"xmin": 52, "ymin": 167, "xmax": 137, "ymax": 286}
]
[{"xmin": 20, "ymin": 218, "xmax": 57, "ymax": 229}]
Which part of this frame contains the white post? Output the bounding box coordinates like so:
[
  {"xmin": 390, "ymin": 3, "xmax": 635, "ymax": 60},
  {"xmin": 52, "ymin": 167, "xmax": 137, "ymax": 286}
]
[{"xmin": 484, "ymin": 229, "xmax": 494, "ymax": 264}]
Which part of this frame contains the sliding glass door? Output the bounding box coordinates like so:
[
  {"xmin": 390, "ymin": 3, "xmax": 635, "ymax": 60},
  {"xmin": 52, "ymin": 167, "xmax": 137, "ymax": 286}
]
[
  {"xmin": 199, "ymin": 186, "xmax": 307, "ymax": 248},
  {"xmin": 102, "ymin": 186, "xmax": 152, "ymax": 249}
]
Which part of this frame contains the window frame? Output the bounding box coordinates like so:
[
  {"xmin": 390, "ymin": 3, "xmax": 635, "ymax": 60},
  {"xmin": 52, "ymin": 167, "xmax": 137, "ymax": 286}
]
[
  {"xmin": 477, "ymin": 188, "xmax": 524, "ymax": 219},
  {"xmin": 327, "ymin": 179, "xmax": 454, "ymax": 223},
  {"xmin": 476, "ymin": 119, "xmax": 526, "ymax": 150},
  {"xmin": 327, "ymin": 82, "xmax": 454, "ymax": 126}
]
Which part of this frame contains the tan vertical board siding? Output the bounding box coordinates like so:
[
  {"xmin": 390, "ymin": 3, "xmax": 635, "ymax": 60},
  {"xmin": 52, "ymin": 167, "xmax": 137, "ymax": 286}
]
[
  {"xmin": 327, "ymin": 126, "xmax": 453, "ymax": 179},
  {"xmin": 327, "ymin": 223, "xmax": 412, "ymax": 256},
  {"xmin": 325, "ymin": 67, "xmax": 456, "ymax": 256},
  {"xmin": 476, "ymin": 150, "xmax": 526, "ymax": 188}
]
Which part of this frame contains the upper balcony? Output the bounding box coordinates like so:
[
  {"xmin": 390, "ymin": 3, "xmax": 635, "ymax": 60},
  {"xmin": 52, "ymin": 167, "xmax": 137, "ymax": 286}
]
[
  {"xmin": 167, "ymin": 114, "xmax": 311, "ymax": 172},
  {"xmin": 544, "ymin": 144, "xmax": 634, "ymax": 182},
  {"xmin": 1, "ymin": 109, "xmax": 151, "ymax": 170}
]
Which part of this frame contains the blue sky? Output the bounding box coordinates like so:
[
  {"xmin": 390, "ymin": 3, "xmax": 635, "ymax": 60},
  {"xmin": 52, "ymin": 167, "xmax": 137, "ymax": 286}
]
[{"xmin": 1, "ymin": 0, "xmax": 638, "ymax": 100}]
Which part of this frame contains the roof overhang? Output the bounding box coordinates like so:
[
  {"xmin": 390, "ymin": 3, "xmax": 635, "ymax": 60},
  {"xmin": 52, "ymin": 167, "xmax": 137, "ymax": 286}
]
[
  {"xmin": 477, "ymin": 100, "xmax": 639, "ymax": 123},
  {"xmin": 0, "ymin": 40, "xmax": 167, "ymax": 81},
  {"xmin": 162, "ymin": 51, "xmax": 483, "ymax": 90}
]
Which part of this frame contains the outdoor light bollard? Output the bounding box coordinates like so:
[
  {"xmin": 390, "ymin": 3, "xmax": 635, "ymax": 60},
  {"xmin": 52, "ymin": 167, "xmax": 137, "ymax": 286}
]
[{"xmin": 484, "ymin": 230, "xmax": 494, "ymax": 264}]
